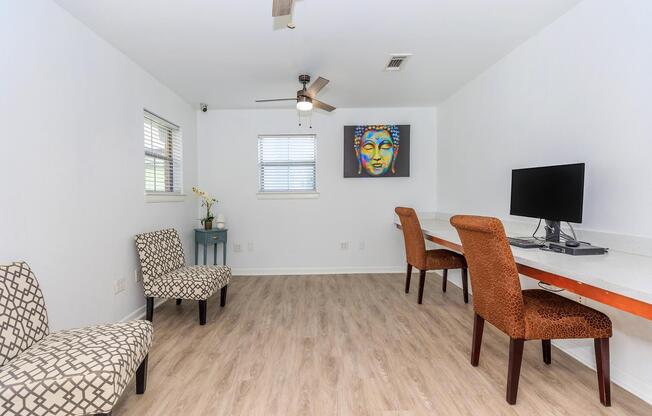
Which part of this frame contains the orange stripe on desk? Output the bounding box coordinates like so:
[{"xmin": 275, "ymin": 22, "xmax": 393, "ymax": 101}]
[
  {"xmin": 396, "ymin": 223, "xmax": 652, "ymax": 320},
  {"xmin": 517, "ymin": 264, "xmax": 652, "ymax": 320}
]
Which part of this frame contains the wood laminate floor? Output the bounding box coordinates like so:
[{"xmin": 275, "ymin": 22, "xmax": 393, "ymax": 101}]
[{"xmin": 114, "ymin": 273, "xmax": 652, "ymax": 415}]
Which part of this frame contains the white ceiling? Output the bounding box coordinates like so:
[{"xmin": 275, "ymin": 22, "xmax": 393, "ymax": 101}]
[{"xmin": 54, "ymin": 0, "xmax": 581, "ymax": 110}]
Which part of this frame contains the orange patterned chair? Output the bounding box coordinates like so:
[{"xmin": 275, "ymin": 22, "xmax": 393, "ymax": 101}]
[
  {"xmin": 450, "ymin": 215, "xmax": 612, "ymax": 406},
  {"xmin": 395, "ymin": 207, "xmax": 468, "ymax": 304}
]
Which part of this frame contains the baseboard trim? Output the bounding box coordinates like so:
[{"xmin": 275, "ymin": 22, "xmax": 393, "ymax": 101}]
[
  {"xmin": 231, "ymin": 266, "xmax": 406, "ymax": 276},
  {"xmin": 116, "ymin": 267, "xmax": 406, "ymax": 322},
  {"xmin": 120, "ymin": 298, "xmax": 168, "ymax": 322}
]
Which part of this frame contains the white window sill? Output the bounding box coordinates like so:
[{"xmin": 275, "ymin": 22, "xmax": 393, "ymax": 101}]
[
  {"xmin": 256, "ymin": 192, "xmax": 320, "ymax": 200},
  {"xmin": 145, "ymin": 193, "xmax": 186, "ymax": 203}
]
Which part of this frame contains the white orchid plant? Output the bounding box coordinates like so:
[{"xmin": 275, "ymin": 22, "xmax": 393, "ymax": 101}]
[{"xmin": 192, "ymin": 187, "xmax": 218, "ymax": 225}]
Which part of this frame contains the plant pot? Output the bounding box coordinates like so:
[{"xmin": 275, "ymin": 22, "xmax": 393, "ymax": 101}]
[{"xmin": 204, "ymin": 220, "xmax": 213, "ymax": 230}]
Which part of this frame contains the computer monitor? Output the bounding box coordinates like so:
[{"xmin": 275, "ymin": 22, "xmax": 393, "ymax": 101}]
[{"xmin": 510, "ymin": 163, "xmax": 585, "ymax": 242}]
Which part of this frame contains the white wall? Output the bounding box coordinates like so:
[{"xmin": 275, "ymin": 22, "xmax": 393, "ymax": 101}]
[
  {"xmin": 3, "ymin": 0, "xmax": 650, "ymax": 405},
  {"xmin": 436, "ymin": 0, "xmax": 652, "ymax": 403},
  {"xmin": 197, "ymin": 108, "xmax": 437, "ymax": 274},
  {"xmin": 0, "ymin": 0, "xmax": 198, "ymax": 330}
]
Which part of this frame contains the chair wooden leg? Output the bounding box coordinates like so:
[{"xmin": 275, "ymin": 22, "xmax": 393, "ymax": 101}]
[
  {"xmin": 441, "ymin": 269, "xmax": 448, "ymax": 292},
  {"xmin": 471, "ymin": 313, "xmax": 484, "ymax": 366},
  {"xmin": 595, "ymin": 338, "xmax": 611, "ymax": 406},
  {"xmin": 417, "ymin": 270, "xmax": 426, "ymax": 304},
  {"xmin": 220, "ymin": 285, "xmax": 228, "ymax": 307},
  {"xmin": 136, "ymin": 354, "xmax": 148, "ymax": 394},
  {"xmin": 461, "ymin": 268, "xmax": 469, "ymax": 304},
  {"xmin": 199, "ymin": 300, "xmax": 207, "ymax": 325},
  {"xmin": 542, "ymin": 340, "xmax": 551, "ymax": 365},
  {"xmin": 146, "ymin": 297, "xmax": 154, "ymax": 322},
  {"xmin": 405, "ymin": 264, "xmax": 412, "ymax": 293},
  {"xmin": 176, "ymin": 298, "xmax": 182, "ymax": 305},
  {"xmin": 506, "ymin": 338, "xmax": 525, "ymax": 405}
]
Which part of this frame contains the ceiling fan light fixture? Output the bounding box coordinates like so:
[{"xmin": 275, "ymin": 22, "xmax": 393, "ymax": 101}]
[
  {"xmin": 296, "ymin": 96, "xmax": 313, "ymax": 111},
  {"xmin": 257, "ymin": 75, "xmax": 334, "ymax": 112}
]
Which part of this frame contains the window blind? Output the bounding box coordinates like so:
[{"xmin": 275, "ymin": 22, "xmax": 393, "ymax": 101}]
[
  {"xmin": 258, "ymin": 135, "xmax": 316, "ymax": 192},
  {"xmin": 144, "ymin": 110, "xmax": 183, "ymax": 194}
]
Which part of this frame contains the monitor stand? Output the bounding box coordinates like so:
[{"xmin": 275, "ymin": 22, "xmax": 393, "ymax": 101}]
[{"xmin": 545, "ymin": 220, "xmax": 561, "ymax": 242}]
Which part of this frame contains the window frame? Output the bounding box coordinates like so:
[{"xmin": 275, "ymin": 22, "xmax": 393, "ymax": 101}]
[
  {"xmin": 257, "ymin": 134, "xmax": 319, "ymax": 199},
  {"xmin": 143, "ymin": 110, "xmax": 184, "ymax": 202}
]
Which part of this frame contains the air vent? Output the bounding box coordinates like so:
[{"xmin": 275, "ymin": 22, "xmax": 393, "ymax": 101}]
[{"xmin": 385, "ymin": 54, "xmax": 412, "ymax": 71}]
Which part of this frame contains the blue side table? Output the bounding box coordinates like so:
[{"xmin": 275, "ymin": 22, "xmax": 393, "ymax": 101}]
[{"xmin": 195, "ymin": 228, "xmax": 228, "ymax": 265}]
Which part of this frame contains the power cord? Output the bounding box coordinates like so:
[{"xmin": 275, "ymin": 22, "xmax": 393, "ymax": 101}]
[
  {"xmin": 532, "ymin": 218, "xmax": 542, "ymax": 238},
  {"xmin": 538, "ymin": 281, "xmax": 565, "ymax": 293},
  {"xmin": 560, "ymin": 221, "xmax": 592, "ymax": 245},
  {"xmin": 566, "ymin": 221, "xmax": 578, "ymax": 241},
  {"xmin": 531, "ymin": 219, "xmax": 547, "ymax": 242},
  {"xmin": 532, "ymin": 218, "xmax": 592, "ymax": 245}
]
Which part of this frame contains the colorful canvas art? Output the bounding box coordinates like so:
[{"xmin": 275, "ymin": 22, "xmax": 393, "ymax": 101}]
[{"xmin": 343, "ymin": 125, "xmax": 410, "ymax": 177}]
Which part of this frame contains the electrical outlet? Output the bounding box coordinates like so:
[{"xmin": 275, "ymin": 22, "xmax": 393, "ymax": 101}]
[
  {"xmin": 247, "ymin": 242, "xmax": 254, "ymax": 252},
  {"xmin": 358, "ymin": 241, "xmax": 365, "ymax": 250},
  {"xmin": 234, "ymin": 243, "xmax": 242, "ymax": 253},
  {"xmin": 340, "ymin": 241, "xmax": 349, "ymax": 251},
  {"xmin": 577, "ymin": 296, "xmax": 584, "ymax": 304},
  {"xmin": 114, "ymin": 278, "xmax": 126, "ymax": 295}
]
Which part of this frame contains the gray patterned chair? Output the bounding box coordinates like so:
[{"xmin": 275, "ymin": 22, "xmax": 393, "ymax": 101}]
[
  {"xmin": 0, "ymin": 262, "xmax": 152, "ymax": 416},
  {"xmin": 134, "ymin": 229, "xmax": 231, "ymax": 325}
]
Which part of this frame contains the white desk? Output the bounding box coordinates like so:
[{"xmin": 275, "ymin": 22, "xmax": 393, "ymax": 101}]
[{"xmin": 395, "ymin": 216, "xmax": 652, "ymax": 320}]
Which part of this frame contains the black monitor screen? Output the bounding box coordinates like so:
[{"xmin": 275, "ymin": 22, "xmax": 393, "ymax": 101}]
[{"xmin": 510, "ymin": 163, "xmax": 585, "ymax": 223}]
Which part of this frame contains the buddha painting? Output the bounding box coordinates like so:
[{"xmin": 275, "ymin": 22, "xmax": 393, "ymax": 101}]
[{"xmin": 343, "ymin": 124, "xmax": 410, "ymax": 177}]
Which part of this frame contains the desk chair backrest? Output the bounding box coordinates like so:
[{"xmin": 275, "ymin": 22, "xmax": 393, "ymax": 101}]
[
  {"xmin": 450, "ymin": 215, "xmax": 526, "ymax": 338},
  {"xmin": 0, "ymin": 262, "xmax": 50, "ymax": 366},
  {"xmin": 395, "ymin": 207, "xmax": 427, "ymax": 270},
  {"xmin": 135, "ymin": 229, "xmax": 185, "ymax": 287}
]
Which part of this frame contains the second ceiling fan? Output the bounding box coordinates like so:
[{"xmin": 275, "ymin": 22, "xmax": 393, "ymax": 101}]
[{"xmin": 256, "ymin": 75, "xmax": 336, "ymax": 112}]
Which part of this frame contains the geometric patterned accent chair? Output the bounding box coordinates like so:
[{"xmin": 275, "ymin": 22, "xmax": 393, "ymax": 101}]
[
  {"xmin": 395, "ymin": 207, "xmax": 469, "ymax": 304},
  {"xmin": 134, "ymin": 229, "xmax": 231, "ymax": 326},
  {"xmin": 0, "ymin": 262, "xmax": 152, "ymax": 416},
  {"xmin": 450, "ymin": 215, "xmax": 613, "ymax": 406}
]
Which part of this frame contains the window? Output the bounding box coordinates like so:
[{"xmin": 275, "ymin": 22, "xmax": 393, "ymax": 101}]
[
  {"xmin": 257, "ymin": 135, "xmax": 316, "ymax": 194},
  {"xmin": 143, "ymin": 110, "xmax": 182, "ymax": 195}
]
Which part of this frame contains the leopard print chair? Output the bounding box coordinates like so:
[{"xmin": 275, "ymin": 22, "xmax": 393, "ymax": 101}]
[
  {"xmin": 135, "ymin": 229, "xmax": 231, "ymax": 325},
  {"xmin": 395, "ymin": 207, "xmax": 469, "ymax": 304},
  {"xmin": 0, "ymin": 262, "xmax": 152, "ymax": 416},
  {"xmin": 450, "ymin": 215, "xmax": 612, "ymax": 406}
]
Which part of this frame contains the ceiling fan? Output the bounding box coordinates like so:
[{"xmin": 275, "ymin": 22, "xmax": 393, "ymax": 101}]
[
  {"xmin": 255, "ymin": 75, "xmax": 336, "ymax": 112},
  {"xmin": 272, "ymin": 0, "xmax": 293, "ymax": 17}
]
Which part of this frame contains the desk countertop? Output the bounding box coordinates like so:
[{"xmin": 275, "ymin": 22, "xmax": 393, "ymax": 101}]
[{"xmin": 395, "ymin": 216, "xmax": 652, "ymax": 306}]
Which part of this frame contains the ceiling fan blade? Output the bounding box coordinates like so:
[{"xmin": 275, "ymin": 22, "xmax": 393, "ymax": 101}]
[
  {"xmin": 272, "ymin": 0, "xmax": 293, "ymax": 17},
  {"xmin": 306, "ymin": 77, "xmax": 329, "ymax": 97},
  {"xmin": 255, "ymin": 98, "xmax": 296, "ymax": 102},
  {"xmin": 312, "ymin": 99, "xmax": 336, "ymax": 112}
]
